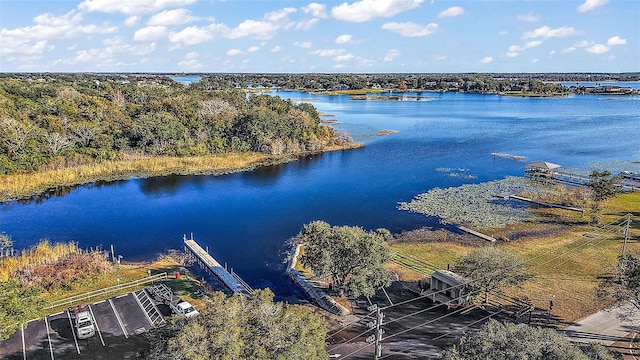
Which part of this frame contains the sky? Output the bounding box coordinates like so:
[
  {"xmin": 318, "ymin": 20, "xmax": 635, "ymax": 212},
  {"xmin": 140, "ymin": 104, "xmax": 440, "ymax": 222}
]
[{"xmin": 1, "ymin": 0, "xmax": 638, "ymax": 73}]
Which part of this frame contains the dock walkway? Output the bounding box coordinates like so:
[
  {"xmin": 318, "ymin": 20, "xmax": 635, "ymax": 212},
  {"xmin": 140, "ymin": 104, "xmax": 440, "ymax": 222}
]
[
  {"xmin": 183, "ymin": 235, "xmax": 252, "ymax": 297},
  {"xmin": 286, "ymin": 244, "xmax": 350, "ymax": 316}
]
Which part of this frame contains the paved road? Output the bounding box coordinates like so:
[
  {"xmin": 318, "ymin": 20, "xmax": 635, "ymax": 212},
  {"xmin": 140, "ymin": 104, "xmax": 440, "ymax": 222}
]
[{"xmin": 563, "ymin": 303, "xmax": 640, "ymax": 359}]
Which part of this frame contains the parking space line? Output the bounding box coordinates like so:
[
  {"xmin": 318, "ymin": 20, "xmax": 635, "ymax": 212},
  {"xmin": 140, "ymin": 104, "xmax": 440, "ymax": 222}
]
[
  {"xmin": 132, "ymin": 291, "xmax": 154, "ymax": 327},
  {"xmin": 109, "ymin": 298, "xmax": 128, "ymax": 338},
  {"xmin": 21, "ymin": 323, "xmax": 25, "ymax": 360},
  {"xmin": 66, "ymin": 310, "xmax": 81, "ymax": 354},
  {"xmin": 87, "ymin": 304, "xmax": 106, "ymax": 346},
  {"xmin": 44, "ymin": 316, "xmax": 55, "ymax": 360},
  {"xmin": 116, "ymin": 294, "xmax": 128, "ymax": 299}
]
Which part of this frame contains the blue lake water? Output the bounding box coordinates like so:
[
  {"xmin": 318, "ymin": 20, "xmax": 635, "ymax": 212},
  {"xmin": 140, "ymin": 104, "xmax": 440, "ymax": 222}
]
[{"xmin": 1, "ymin": 91, "xmax": 639, "ymax": 298}]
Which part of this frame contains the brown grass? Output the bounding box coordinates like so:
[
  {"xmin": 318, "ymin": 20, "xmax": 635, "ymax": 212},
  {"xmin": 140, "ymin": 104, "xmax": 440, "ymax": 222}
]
[
  {"xmin": 0, "ymin": 144, "xmax": 363, "ymax": 203},
  {"xmin": 389, "ymin": 192, "xmax": 640, "ymax": 323},
  {"xmin": 0, "ymin": 240, "xmax": 79, "ymax": 281}
]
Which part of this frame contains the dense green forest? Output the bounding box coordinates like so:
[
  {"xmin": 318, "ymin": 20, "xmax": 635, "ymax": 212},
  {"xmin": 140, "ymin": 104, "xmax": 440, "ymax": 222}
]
[{"xmin": 0, "ymin": 77, "xmax": 349, "ymax": 175}]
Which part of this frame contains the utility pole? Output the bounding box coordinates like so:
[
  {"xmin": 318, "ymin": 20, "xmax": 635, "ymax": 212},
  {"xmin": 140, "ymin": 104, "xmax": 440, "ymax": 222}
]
[
  {"xmin": 620, "ymin": 214, "xmax": 632, "ymax": 284},
  {"xmin": 622, "ymin": 213, "xmax": 631, "ymax": 259},
  {"xmin": 366, "ymin": 304, "xmax": 384, "ymax": 359}
]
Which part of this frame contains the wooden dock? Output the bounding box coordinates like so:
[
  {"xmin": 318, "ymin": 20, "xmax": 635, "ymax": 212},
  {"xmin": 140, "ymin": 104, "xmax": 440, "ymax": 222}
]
[
  {"xmin": 497, "ymin": 194, "xmax": 584, "ymax": 213},
  {"xmin": 183, "ymin": 234, "xmax": 252, "ymax": 297},
  {"xmin": 525, "ymin": 162, "xmax": 640, "ymax": 192},
  {"xmin": 458, "ymin": 226, "xmax": 496, "ymax": 242}
]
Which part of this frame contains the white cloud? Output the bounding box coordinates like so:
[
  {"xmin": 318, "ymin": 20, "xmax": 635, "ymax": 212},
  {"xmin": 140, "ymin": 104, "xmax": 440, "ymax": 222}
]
[
  {"xmin": 226, "ymin": 48, "xmax": 243, "ymax": 56},
  {"xmin": 577, "ymin": 0, "xmax": 608, "ymax": 13},
  {"xmin": 301, "ymin": 3, "xmax": 328, "ymax": 18},
  {"xmin": 124, "ymin": 16, "xmax": 140, "ymax": 27},
  {"xmin": 34, "ymin": 10, "xmax": 83, "ymax": 26},
  {"xmin": 0, "ymin": 9, "xmax": 117, "ymax": 56},
  {"xmin": 563, "ymin": 40, "xmax": 592, "ymax": 52},
  {"xmin": 272, "ymin": 45, "xmax": 282, "ymax": 53},
  {"xmin": 147, "ymin": 9, "xmax": 199, "ymax": 26},
  {"xmin": 381, "ymin": 22, "xmax": 438, "ymax": 37},
  {"xmin": 178, "ymin": 58, "xmax": 202, "ymax": 68},
  {"xmin": 332, "ymin": 0, "xmax": 424, "ymax": 22},
  {"xmin": 64, "ymin": 37, "xmax": 157, "ymax": 66},
  {"xmin": 522, "ymin": 26, "xmax": 577, "ymax": 39},
  {"xmin": 293, "ymin": 41, "xmax": 312, "ymax": 48},
  {"xmin": 227, "ymin": 20, "xmax": 280, "ymax": 40},
  {"xmin": 573, "ymin": 40, "xmax": 591, "ymax": 48},
  {"xmin": 0, "ymin": 39, "xmax": 54, "ymax": 55},
  {"xmin": 264, "ymin": 7, "xmax": 296, "ymax": 23},
  {"xmin": 178, "ymin": 52, "xmax": 201, "ymax": 69},
  {"xmin": 296, "ymin": 18, "xmax": 319, "ymax": 30},
  {"xmin": 169, "ymin": 25, "xmax": 215, "ymax": 45},
  {"xmin": 438, "ymin": 6, "xmax": 464, "ymax": 18},
  {"xmin": 508, "ymin": 40, "xmax": 542, "ymax": 53},
  {"xmin": 333, "ymin": 64, "xmax": 346, "ymax": 69},
  {"xmin": 505, "ymin": 52, "xmax": 519, "ymax": 58},
  {"xmin": 247, "ymin": 45, "xmax": 261, "ymax": 52},
  {"xmin": 607, "ymin": 36, "xmax": 626, "ymax": 46},
  {"xmin": 335, "ymin": 53, "xmax": 354, "ymax": 62},
  {"xmin": 479, "ymin": 56, "xmax": 493, "ymax": 64},
  {"xmin": 531, "ymin": 58, "xmax": 539, "ymax": 63},
  {"xmin": 335, "ymin": 34, "xmax": 353, "ymax": 44},
  {"xmin": 384, "ymin": 49, "xmax": 400, "ymax": 61},
  {"xmin": 310, "ymin": 48, "xmax": 353, "ymax": 61},
  {"xmin": 586, "ymin": 43, "xmax": 610, "ymax": 54},
  {"xmin": 78, "ymin": 0, "xmax": 197, "ymax": 15},
  {"xmin": 134, "ymin": 26, "xmax": 167, "ymax": 41},
  {"xmin": 517, "ymin": 13, "xmax": 539, "ymax": 22}
]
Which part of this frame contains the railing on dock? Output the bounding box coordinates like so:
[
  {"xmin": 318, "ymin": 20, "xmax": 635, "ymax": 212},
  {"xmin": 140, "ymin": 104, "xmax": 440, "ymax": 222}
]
[{"xmin": 183, "ymin": 234, "xmax": 252, "ymax": 297}]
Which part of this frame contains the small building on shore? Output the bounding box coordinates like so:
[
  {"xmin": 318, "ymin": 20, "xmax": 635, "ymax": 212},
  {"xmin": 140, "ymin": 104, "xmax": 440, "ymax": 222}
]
[{"xmin": 427, "ymin": 270, "xmax": 468, "ymax": 308}]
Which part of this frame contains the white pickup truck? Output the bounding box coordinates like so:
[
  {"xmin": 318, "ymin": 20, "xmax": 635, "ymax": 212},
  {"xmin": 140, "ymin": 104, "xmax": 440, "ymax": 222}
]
[
  {"xmin": 70, "ymin": 306, "xmax": 96, "ymax": 339},
  {"xmin": 148, "ymin": 284, "xmax": 200, "ymax": 319},
  {"xmin": 170, "ymin": 300, "xmax": 199, "ymax": 318}
]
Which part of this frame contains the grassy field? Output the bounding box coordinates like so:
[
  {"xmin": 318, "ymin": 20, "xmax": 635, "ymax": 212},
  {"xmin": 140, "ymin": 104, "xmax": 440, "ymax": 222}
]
[{"xmin": 389, "ymin": 191, "xmax": 640, "ymax": 323}]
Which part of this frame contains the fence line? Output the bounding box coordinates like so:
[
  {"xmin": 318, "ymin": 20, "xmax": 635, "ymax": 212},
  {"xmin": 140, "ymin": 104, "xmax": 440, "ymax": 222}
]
[{"xmin": 45, "ymin": 272, "xmax": 167, "ymax": 309}]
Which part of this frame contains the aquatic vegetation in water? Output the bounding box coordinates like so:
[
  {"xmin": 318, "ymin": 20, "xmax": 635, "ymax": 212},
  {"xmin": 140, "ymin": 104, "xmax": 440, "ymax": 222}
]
[
  {"xmin": 436, "ymin": 167, "xmax": 477, "ymax": 179},
  {"xmin": 491, "ymin": 152, "xmax": 526, "ymax": 161},
  {"xmin": 398, "ymin": 176, "xmax": 543, "ymax": 229}
]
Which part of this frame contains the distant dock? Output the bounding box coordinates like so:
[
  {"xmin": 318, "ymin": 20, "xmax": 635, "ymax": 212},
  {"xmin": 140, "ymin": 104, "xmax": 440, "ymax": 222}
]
[
  {"xmin": 183, "ymin": 234, "xmax": 253, "ymax": 297},
  {"xmin": 525, "ymin": 161, "xmax": 640, "ymax": 192}
]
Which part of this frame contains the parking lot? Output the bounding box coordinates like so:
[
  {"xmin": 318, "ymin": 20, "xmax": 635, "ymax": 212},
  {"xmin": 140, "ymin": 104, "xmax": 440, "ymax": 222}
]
[{"xmin": 0, "ymin": 289, "xmax": 166, "ymax": 360}]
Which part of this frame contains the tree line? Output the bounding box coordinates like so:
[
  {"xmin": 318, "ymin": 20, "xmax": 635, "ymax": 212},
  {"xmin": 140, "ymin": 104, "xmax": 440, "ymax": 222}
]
[{"xmin": 0, "ymin": 77, "xmax": 348, "ymax": 175}]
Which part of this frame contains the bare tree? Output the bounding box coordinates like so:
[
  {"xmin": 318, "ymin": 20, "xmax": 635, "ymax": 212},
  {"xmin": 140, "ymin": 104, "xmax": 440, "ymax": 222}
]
[
  {"xmin": 70, "ymin": 123, "xmax": 97, "ymax": 147},
  {"xmin": 0, "ymin": 118, "xmax": 37, "ymax": 156},
  {"xmin": 198, "ymin": 99, "xmax": 237, "ymax": 118},
  {"xmin": 43, "ymin": 132, "xmax": 73, "ymax": 155}
]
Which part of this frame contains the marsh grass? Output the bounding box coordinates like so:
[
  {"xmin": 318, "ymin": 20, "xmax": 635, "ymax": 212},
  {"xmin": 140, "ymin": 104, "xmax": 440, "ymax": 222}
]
[
  {"xmin": 0, "ymin": 240, "xmax": 78, "ymax": 282},
  {"xmin": 0, "ymin": 152, "xmax": 272, "ymax": 202},
  {"xmin": 390, "ymin": 193, "xmax": 640, "ymax": 323},
  {"xmin": 0, "ymin": 145, "xmax": 362, "ymax": 202}
]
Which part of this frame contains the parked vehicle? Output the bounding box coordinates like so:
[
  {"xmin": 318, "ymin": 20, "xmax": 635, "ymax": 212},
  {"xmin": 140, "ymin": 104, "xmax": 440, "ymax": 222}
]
[
  {"xmin": 170, "ymin": 300, "xmax": 199, "ymax": 318},
  {"xmin": 148, "ymin": 283, "xmax": 200, "ymax": 318},
  {"xmin": 70, "ymin": 306, "xmax": 95, "ymax": 339}
]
